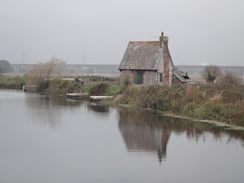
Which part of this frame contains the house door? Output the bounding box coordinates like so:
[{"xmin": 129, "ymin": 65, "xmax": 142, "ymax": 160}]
[{"xmin": 134, "ymin": 71, "xmax": 143, "ymax": 84}]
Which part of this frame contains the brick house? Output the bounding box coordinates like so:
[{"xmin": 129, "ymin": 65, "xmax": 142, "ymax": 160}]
[{"xmin": 118, "ymin": 32, "xmax": 189, "ymax": 86}]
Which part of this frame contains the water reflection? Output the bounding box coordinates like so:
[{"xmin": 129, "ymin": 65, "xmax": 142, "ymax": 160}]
[
  {"xmin": 117, "ymin": 107, "xmax": 244, "ymax": 162},
  {"xmin": 1, "ymin": 90, "xmax": 244, "ymax": 182},
  {"xmin": 88, "ymin": 103, "xmax": 110, "ymax": 114},
  {"xmin": 25, "ymin": 93, "xmax": 85, "ymax": 127},
  {"xmin": 25, "ymin": 93, "xmax": 112, "ymax": 127}
]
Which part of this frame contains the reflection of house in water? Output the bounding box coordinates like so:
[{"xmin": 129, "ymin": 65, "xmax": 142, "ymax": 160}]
[
  {"xmin": 118, "ymin": 108, "xmax": 170, "ymax": 162},
  {"xmin": 117, "ymin": 107, "xmax": 244, "ymax": 162}
]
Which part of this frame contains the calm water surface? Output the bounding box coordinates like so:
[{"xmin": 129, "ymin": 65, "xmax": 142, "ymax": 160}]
[{"xmin": 0, "ymin": 89, "xmax": 244, "ymax": 183}]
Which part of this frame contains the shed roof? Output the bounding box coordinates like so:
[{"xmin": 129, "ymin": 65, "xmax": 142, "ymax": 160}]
[
  {"xmin": 173, "ymin": 67, "xmax": 188, "ymax": 83},
  {"xmin": 118, "ymin": 41, "xmax": 163, "ymax": 71}
]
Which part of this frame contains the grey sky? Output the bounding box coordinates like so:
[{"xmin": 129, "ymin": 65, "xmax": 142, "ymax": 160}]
[{"xmin": 0, "ymin": 0, "xmax": 244, "ymax": 66}]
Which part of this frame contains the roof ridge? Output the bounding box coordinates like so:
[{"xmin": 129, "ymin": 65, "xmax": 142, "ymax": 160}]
[{"xmin": 129, "ymin": 41, "xmax": 159, "ymax": 43}]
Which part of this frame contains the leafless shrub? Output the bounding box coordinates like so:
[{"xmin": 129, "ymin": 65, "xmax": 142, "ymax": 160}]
[
  {"xmin": 26, "ymin": 57, "xmax": 65, "ymax": 86},
  {"xmin": 202, "ymin": 65, "xmax": 222, "ymax": 83},
  {"xmin": 217, "ymin": 71, "xmax": 242, "ymax": 85}
]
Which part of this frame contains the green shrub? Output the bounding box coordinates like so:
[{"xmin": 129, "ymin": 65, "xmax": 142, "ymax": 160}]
[
  {"xmin": 118, "ymin": 83, "xmax": 244, "ymax": 126},
  {"xmin": 219, "ymin": 102, "xmax": 244, "ymax": 126},
  {"xmin": 88, "ymin": 82, "xmax": 109, "ymax": 96},
  {"xmin": 0, "ymin": 76, "xmax": 25, "ymax": 89},
  {"xmin": 37, "ymin": 80, "xmax": 50, "ymax": 92},
  {"xmin": 181, "ymin": 102, "xmax": 199, "ymax": 117},
  {"xmin": 106, "ymin": 85, "xmax": 121, "ymax": 96},
  {"xmin": 48, "ymin": 78, "xmax": 83, "ymax": 95},
  {"xmin": 194, "ymin": 101, "xmax": 220, "ymax": 120}
]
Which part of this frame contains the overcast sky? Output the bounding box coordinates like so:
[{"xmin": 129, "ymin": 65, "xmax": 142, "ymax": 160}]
[{"xmin": 1, "ymin": 0, "xmax": 244, "ymax": 66}]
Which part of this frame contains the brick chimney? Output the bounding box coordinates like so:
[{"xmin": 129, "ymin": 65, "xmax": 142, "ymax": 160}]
[
  {"xmin": 161, "ymin": 32, "xmax": 171, "ymax": 86},
  {"xmin": 159, "ymin": 32, "xmax": 169, "ymax": 48},
  {"xmin": 159, "ymin": 32, "xmax": 164, "ymax": 48}
]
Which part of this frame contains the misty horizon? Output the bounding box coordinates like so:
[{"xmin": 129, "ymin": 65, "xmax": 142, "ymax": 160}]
[{"xmin": 1, "ymin": 0, "xmax": 244, "ymax": 66}]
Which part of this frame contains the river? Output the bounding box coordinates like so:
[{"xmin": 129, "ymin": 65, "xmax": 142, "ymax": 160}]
[{"xmin": 0, "ymin": 89, "xmax": 244, "ymax": 183}]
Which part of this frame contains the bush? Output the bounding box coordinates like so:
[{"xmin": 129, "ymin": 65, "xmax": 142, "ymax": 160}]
[
  {"xmin": 37, "ymin": 81, "xmax": 50, "ymax": 92},
  {"xmin": 201, "ymin": 65, "xmax": 222, "ymax": 83},
  {"xmin": 118, "ymin": 83, "xmax": 244, "ymax": 126},
  {"xmin": 106, "ymin": 85, "xmax": 121, "ymax": 96},
  {"xmin": 217, "ymin": 71, "xmax": 242, "ymax": 84},
  {"xmin": 48, "ymin": 78, "xmax": 84, "ymax": 95},
  {"xmin": 194, "ymin": 100, "xmax": 222, "ymax": 120},
  {"xmin": 181, "ymin": 102, "xmax": 199, "ymax": 117},
  {"xmin": 88, "ymin": 82, "xmax": 109, "ymax": 96},
  {"xmin": 0, "ymin": 76, "xmax": 25, "ymax": 89}
]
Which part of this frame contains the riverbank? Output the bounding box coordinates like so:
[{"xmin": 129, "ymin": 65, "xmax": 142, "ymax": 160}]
[
  {"xmin": 116, "ymin": 103, "xmax": 244, "ymax": 133},
  {"xmin": 1, "ymin": 74, "xmax": 243, "ymax": 128},
  {"xmin": 159, "ymin": 112, "xmax": 244, "ymax": 132},
  {"xmin": 0, "ymin": 75, "xmax": 25, "ymax": 89},
  {"xmin": 116, "ymin": 84, "xmax": 244, "ymax": 127}
]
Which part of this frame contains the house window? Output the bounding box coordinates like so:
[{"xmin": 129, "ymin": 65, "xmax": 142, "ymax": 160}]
[
  {"xmin": 160, "ymin": 73, "xmax": 163, "ymax": 82},
  {"xmin": 134, "ymin": 71, "xmax": 143, "ymax": 84}
]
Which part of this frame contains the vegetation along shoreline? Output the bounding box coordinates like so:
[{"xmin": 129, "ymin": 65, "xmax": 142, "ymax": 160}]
[
  {"xmin": 1, "ymin": 60, "xmax": 243, "ymax": 130},
  {"xmin": 116, "ymin": 83, "xmax": 244, "ymax": 127},
  {"xmin": 1, "ymin": 74, "xmax": 244, "ymax": 132}
]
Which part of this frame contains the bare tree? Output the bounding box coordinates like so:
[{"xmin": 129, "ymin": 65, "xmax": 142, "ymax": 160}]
[
  {"xmin": 202, "ymin": 65, "xmax": 222, "ymax": 83},
  {"xmin": 26, "ymin": 57, "xmax": 65, "ymax": 86},
  {"xmin": 217, "ymin": 71, "xmax": 242, "ymax": 84}
]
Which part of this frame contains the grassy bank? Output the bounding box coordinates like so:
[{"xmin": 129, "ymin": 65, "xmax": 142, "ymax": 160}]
[
  {"xmin": 34, "ymin": 77, "xmax": 120, "ymax": 97},
  {"xmin": 46, "ymin": 78, "xmax": 84, "ymax": 95},
  {"xmin": 2, "ymin": 74, "xmax": 243, "ymax": 127},
  {"xmin": 0, "ymin": 75, "xmax": 120, "ymax": 95},
  {"xmin": 117, "ymin": 84, "xmax": 244, "ymax": 126},
  {"xmin": 0, "ymin": 76, "xmax": 25, "ymax": 89}
]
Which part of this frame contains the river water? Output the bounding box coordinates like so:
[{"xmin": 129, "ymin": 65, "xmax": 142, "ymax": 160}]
[{"xmin": 0, "ymin": 89, "xmax": 244, "ymax": 183}]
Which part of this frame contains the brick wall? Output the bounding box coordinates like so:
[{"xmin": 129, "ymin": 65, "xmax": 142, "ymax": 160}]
[{"xmin": 120, "ymin": 70, "xmax": 158, "ymax": 86}]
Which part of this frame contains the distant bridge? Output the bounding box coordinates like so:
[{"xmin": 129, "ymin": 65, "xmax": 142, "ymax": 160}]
[
  {"xmin": 10, "ymin": 64, "xmax": 120, "ymax": 76},
  {"xmin": 10, "ymin": 64, "xmax": 244, "ymax": 76}
]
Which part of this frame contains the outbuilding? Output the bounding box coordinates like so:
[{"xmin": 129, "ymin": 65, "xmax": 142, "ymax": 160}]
[{"xmin": 118, "ymin": 32, "xmax": 189, "ymax": 86}]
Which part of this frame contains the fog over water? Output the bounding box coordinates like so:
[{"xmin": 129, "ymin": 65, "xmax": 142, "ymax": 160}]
[{"xmin": 1, "ymin": 0, "xmax": 244, "ymax": 66}]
